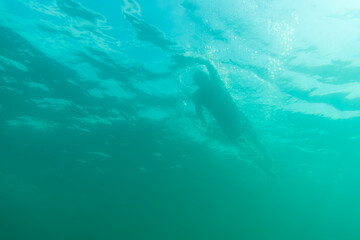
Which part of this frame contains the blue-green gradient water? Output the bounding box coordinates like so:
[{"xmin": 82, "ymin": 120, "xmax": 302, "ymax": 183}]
[{"xmin": 1, "ymin": 0, "xmax": 360, "ymax": 239}]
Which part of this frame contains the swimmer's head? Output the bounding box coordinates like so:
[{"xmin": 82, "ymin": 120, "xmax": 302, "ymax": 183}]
[{"xmin": 193, "ymin": 70, "xmax": 209, "ymax": 88}]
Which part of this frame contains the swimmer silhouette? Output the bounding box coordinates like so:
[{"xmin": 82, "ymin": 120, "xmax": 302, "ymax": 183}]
[{"xmin": 172, "ymin": 55, "xmax": 274, "ymax": 176}]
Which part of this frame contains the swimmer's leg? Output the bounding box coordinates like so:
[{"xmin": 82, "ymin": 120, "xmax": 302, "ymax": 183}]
[
  {"xmin": 235, "ymin": 136, "xmax": 276, "ymax": 178},
  {"xmin": 235, "ymin": 135, "xmax": 256, "ymax": 156}
]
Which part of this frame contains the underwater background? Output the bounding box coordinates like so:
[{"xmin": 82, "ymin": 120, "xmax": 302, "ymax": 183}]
[{"xmin": 1, "ymin": 0, "xmax": 360, "ymax": 239}]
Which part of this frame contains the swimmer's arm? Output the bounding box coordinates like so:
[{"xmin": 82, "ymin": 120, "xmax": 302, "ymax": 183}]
[
  {"xmin": 193, "ymin": 93, "xmax": 205, "ymax": 123},
  {"xmin": 171, "ymin": 55, "xmax": 220, "ymax": 82},
  {"xmin": 200, "ymin": 59, "xmax": 220, "ymax": 83},
  {"xmin": 195, "ymin": 102, "xmax": 205, "ymax": 123}
]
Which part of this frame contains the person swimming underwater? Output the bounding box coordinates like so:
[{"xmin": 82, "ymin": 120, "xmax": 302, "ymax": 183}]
[{"xmin": 172, "ymin": 55, "xmax": 274, "ymax": 176}]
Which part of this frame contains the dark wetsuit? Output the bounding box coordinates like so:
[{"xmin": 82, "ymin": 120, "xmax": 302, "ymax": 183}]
[
  {"xmin": 171, "ymin": 54, "xmax": 273, "ymax": 175},
  {"xmin": 192, "ymin": 61, "xmax": 273, "ymax": 174},
  {"xmin": 192, "ymin": 62, "xmax": 255, "ymax": 144}
]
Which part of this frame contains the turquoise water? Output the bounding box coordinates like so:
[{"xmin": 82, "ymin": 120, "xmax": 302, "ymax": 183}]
[{"xmin": 1, "ymin": 0, "xmax": 360, "ymax": 239}]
